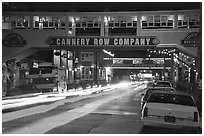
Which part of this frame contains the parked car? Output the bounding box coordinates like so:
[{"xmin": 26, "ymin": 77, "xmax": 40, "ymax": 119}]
[
  {"xmin": 154, "ymin": 80, "xmax": 173, "ymax": 88},
  {"xmin": 141, "ymin": 91, "xmax": 200, "ymax": 131},
  {"xmin": 140, "ymin": 87, "xmax": 176, "ymax": 110},
  {"xmin": 146, "ymin": 82, "xmax": 154, "ymax": 89}
]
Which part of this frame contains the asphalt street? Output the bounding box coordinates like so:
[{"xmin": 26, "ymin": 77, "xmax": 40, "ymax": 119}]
[{"xmin": 2, "ymin": 83, "xmax": 202, "ymax": 134}]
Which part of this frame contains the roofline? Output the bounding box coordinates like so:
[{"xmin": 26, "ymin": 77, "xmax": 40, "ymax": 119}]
[{"xmin": 2, "ymin": 9, "xmax": 201, "ymax": 16}]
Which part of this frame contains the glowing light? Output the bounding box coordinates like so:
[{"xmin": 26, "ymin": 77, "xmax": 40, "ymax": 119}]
[
  {"xmin": 105, "ymin": 67, "xmax": 111, "ymax": 71},
  {"xmin": 174, "ymin": 57, "xmax": 178, "ymax": 63},
  {"xmin": 168, "ymin": 15, "xmax": 174, "ymax": 20},
  {"xmin": 116, "ymin": 81, "xmax": 131, "ymax": 88},
  {"xmin": 133, "ymin": 16, "xmax": 137, "ymax": 21},
  {"xmin": 75, "ymin": 17, "xmax": 80, "ymax": 21},
  {"xmin": 103, "ymin": 49, "xmax": 114, "ymax": 57},
  {"xmin": 68, "ymin": 30, "xmax": 73, "ymax": 34},
  {"xmin": 91, "ymin": 65, "xmax": 94, "ymax": 68},
  {"xmin": 69, "ymin": 17, "xmax": 75, "ymax": 23},
  {"xmin": 104, "ymin": 16, "xmax": 110, "ymax": 25},
  {"xmin": 104, "ymin": 17, "xmax": 108, "ymax": 23},
  {"xmin": 178, "ymin": 15, "xmax": 184, "ymax": 20}
]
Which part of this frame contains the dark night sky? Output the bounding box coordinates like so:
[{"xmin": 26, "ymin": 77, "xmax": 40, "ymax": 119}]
[{"xmin": 2, "ymin": 2, "xmax": 201, "ymax": 12}]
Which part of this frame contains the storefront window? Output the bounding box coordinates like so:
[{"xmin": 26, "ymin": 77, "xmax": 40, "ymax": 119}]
[
  {"xmin": 81, "ymin": 66, "xmax": 94, "ymax": 80},
  {"xmin": 81, "ymin": 52, "xmax": 94, "ymax": 62},
  {"xmin": 33, "ymin": 16, "xmax": 65, "ymax": 29},
  {"xmin": 178, "ymin": 14, "xmax": 199, "ymax": 29},
  {"xmin": 141, "ymin": 15, "xmax": 174, "ymax": 29}
]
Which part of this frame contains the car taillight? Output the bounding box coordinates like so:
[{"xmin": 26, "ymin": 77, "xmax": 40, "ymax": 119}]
[
  {"xmin": 144, "ymin": 107, "xmax": 148, "ymax": 117},
  {"xmin": 194, "ymin": 112, "xmax": 198, "ymax": 122}
]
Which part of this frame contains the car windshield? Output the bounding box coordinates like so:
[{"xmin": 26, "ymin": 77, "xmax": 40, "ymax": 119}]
[
  {"xmin": 143, "ymin": 88, "xmax": 175, "ymax": 101},
  {"xmin": 147, "ymin": 82, "xmax": 154, "ymax": 86},
  {"xmin": 40, "ymin": 67, "xmax": 53, "ymax": 74},
  {"xmin": 153, "ymin": 88, "xmax": 175, "ymax": 91},
  {"xmin": 156, "ymin": 82, "xmax": 171, "ymax": 87},
  {"xmin": 29, "ymin": 68, "xmax": 40, "ymax": 75},
  {"xmin": 147, "ymin": 93, "xmax": 196, "ymax": 107}
]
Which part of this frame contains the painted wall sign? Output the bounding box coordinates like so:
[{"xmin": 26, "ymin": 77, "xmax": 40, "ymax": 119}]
[
  {"xmin": 181, "ymin": 32, "xmax": 199, "ymax": 47},
  {"xmin": 3, "ymin": 33, "xmax": 26, "ymax": 47},
  {"xmin": 48, "ymin": 36, "xmax": 159, "ymax": 47}
]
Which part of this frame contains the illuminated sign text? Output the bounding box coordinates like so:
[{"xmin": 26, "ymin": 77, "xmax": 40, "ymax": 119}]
[{"xmin": 49, "ymin": 36, "xmax": 159, "ymax": 46}]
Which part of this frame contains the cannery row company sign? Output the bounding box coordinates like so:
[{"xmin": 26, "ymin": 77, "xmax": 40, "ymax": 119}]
[{"xmin": 48, "ymin": 36, "xmax": 160, "ymax": 47}]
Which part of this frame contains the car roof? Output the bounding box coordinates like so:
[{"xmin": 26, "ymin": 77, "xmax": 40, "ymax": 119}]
[
  {"xmin": 150, "ymin": 87, "xmax": 175, "ymax": 90},
  {"xmin": 150, "ymin": 90, "xmax": 192, "ymax": 96},
  {"xmin": 155, "ymin": 80, "xmax": 171, "ymax": 83},
  {"xmin": 156, "ymin": 80, "xmax": 171, "ymax": 82}
]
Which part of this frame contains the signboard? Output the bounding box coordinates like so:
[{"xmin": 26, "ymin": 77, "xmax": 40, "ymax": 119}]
[
  {"xmin": 48, "ymin": 36, "xmax": 160, "ymax": 47},
  {"xmin": 181, "ymin": 32, "xmax": 199, "ymax": 47},
  {"xmin": 3, "ymin": 33, "xmax": 26, "ymax": 47}
]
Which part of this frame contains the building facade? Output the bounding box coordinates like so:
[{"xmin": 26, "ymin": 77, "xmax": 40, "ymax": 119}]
[{"xmin": 2, "ymin": 9, "xmax": 201, "ymax": 96}]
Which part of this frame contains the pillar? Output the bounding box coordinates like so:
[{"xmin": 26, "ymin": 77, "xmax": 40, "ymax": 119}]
[
  {"xmin": 94, "ymin": 51, "xmax": 98, "ymax": 84},
  {"xmin": 170, "ymin": 52, "xmax": 175, "ymax": 87}
]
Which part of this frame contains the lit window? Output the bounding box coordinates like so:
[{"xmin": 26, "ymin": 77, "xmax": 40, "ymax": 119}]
[
  {"xmin": 141, "ymin": 15, "xmax": 174, "ymax": 29},
  {"xmin": 3, "ymin": 16, "xmax": 30, "ymax": 29},
  {"xmin": 33, "ymin": 16, "xmax": 65, "ymax": 29},
  {"xmin": 75, "ymin": 16, "xmax": 101, "ymax": 36},
  {"xmin": 2, "ymin": 16, "xmax": 11, "ymax": 29},
  {"xmin": 178, "ymin": 14, "xmax": 199, "ymax": 29},
  {"xmin": 107, "ymin": 16, "xmax": 137, "ymax": 36}
]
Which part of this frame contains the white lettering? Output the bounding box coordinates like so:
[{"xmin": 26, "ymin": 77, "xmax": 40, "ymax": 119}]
[
  {"xmin": 135, "ymin": 39, "xmax": 139, "ymax": 45},
  {"xmin": 77, "ymin": 39, "xmax": 80, "ymax": 45},
  {"xmin": 130, "ymin": 38, "xmax": 134, "ymax": 45},
  {"xmin": 66, "ymin": 39, "xmax": 71, "ymax": 45},
  {"xmin": 81, "ymin": 39, "xmax": 85, "ymax": 45},
  {"xmin": 54, "ymin": 37, "xmax": 155, "ymax": 46},
  {"xmin": 56, "ymin": 39, "xmax": 61, "ymax": 45},
  {"xmin": 124, "ymin": 39, "xmax": 129, "ymax": 45},
  {"xmin": 99, "ymin": 39, "xmax": 103, "ymax": 45},
  {"xmin": 72, "ymin": 39, "xmax": 76, "ymax": 45},
  {"xmin": 104, "ymin": 39, "xmax": 110, "ymax": 45},
  {"xmin": 140, "ymin": 38, "xmax": 145, "ymax": 45},
  {"xmin": 86, "ymin": 39, "xmax": 90, "ymax": 45},
  {"xmin": 61, "ymin": 39, "xmax": 66, "ymax": 45},
  {"xmin": 146, "ymin": 38, "xmax": 150, "ymax": 45},
  {"xmin": 114, "ymin": 39, "xmax": 118, "ymax": 45},
  {"xmin": 119, "ymin": 38, "xmax": 123, "ymax": 45},
  {"xmin": 94, "ymin": 38, "xmax": 98, "ymax": 45}
]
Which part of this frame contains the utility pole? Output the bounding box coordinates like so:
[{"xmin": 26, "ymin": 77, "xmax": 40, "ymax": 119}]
[{"xmin": 197, "ymin": 8, "xmax": 202, "ymax": 81}]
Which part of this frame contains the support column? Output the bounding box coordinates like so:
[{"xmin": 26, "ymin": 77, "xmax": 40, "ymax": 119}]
[
  {"xmin": 100, "ymin": 16, "xmax": 105, "ymax": 36},
  {"xmin": 94, "ymin": 51, "xmax": 98, "ymax": 85},
  {"xmin": 137, "ymin": 15, "xmax": 141, "ymax": 35},
  {"xmin": 170, "ymin": 52, "xmax": 175, "ymax": 87},
  {"xmin": 29, "ymin": 16, "xmax": 33, "ymax": 29},
  {"xmin": 163, "ymin": 54, "xmax": 166, "ymax": 81}
]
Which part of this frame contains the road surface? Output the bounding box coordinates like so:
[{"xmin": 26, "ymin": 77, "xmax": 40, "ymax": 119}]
[{"xmin": 2, "ymin": 83, "xmax": 201, "ymax": 134}]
